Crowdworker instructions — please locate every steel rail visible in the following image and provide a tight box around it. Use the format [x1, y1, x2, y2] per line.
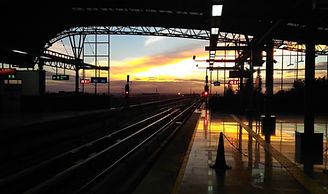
[0, 97, 198, 193]
[25, 108, 181, 193]
[0, 108, 174, 193]
[77, 99, 201, 193]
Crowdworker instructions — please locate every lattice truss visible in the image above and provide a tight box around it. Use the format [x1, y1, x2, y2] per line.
[42, 26, 252, 71]
[46, 26, 251, 49]
[275, 40, 328, 55]
[46, 26, 328, 57]
[44, 26, 328, 73]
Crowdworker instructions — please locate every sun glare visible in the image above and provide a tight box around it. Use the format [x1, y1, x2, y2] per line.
[132, 58, 198, 80]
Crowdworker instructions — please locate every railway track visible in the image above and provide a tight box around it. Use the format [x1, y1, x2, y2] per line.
[0, 96, 195, 177]
[0, 97, 202, 193]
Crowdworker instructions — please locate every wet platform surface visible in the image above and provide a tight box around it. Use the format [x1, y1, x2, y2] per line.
[174, 110, 328, 194]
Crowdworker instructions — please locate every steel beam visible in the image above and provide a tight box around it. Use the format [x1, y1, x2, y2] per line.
[42, 50, 108, 71]
[46, 26, 252, 49]
[205, 46, 249, 51]
[205, 59, 237, 63]
[207, 66, 236, 70]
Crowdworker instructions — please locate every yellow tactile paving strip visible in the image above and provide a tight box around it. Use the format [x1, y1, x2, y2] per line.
[231, 114, 327, 194]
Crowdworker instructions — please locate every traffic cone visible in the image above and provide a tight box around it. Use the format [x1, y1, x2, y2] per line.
[210, 132, 231, 170]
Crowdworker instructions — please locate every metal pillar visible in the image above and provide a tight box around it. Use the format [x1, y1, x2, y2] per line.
[108, 33, 110, 97]
[304, 37, 315, 176]
[265, 40, 274, 116]
[68, 32, 86, 96]
[304, 42, 315, 136]
[248, 49, 254, 113]
[38, 60, 45, 96]
[94, 31, 98, 95]
[326, 54, 328, 79]
[296, 49, 299, 80]
[281, 49, 284, 90]
[224, 44, 226, 95]
[75, 65, 79, 95]
[82, 69, 85, 94]
[209, 69, 212, 96]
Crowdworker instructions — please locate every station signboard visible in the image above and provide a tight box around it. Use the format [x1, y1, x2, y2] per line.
[228, 80, 239, 85]
[91, 77, 107, 83]
[213, 81, 220, 86]
[52, 75, 69, 80]
[80, 79, 90, 84]
[0, 68, 15, 75]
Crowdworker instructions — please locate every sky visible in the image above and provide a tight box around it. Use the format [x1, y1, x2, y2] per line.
[47, 35, 211, 95]
[45, 34, 328, 95]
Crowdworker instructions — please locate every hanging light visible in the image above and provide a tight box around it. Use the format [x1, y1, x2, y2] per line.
[212, 5, 223, 16]
[211, 27, 219, 35]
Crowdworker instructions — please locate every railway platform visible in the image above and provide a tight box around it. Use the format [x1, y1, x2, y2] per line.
[134, 108, 328, 194]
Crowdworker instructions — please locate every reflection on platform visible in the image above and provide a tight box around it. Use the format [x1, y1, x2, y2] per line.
[178, 110, 328, 194]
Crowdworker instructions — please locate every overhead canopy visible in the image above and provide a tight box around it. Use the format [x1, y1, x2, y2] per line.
[0, 0, 211, 57]
[220, 0, 328, 44]
[0, 0, 327, 67]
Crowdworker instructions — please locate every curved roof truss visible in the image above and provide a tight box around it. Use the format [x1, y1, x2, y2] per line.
[46, 26, 251, 48]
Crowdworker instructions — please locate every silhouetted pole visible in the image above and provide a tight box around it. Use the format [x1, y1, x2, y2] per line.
[125, 75, 130, 106]
[304, 31, 315, 176]
[38, 60, 45, 96]
[75, 64, 79, 96]
[265, 40, 274, 116]
[240, 62, 244, 111]
[305, 43, 315, 136]
[248, 51, 254, 113]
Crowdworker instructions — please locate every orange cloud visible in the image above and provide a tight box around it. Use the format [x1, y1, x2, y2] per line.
[107, 45, 207, 81]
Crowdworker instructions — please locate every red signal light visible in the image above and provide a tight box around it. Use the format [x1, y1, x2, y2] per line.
[204, 91, 208, 96]
[125, 91, 129, 95]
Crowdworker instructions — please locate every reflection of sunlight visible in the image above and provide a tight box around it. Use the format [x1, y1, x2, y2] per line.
[210, 122, 240, 133]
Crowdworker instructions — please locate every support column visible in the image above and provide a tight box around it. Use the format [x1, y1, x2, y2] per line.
[261, 40, 276, 136]
[247, 49, 254, 113]
[240, 62, 244, 111]
[265, 40, 274, 116]
[304, 42, 315, 136]
[303, 39, 315, 175]
[75, 65, 79, 95]
[249, 69, 253, 112]
[38, 60, 45, 96]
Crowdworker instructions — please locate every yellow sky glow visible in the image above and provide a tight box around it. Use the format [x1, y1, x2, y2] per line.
[108, 52, 208, 81]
